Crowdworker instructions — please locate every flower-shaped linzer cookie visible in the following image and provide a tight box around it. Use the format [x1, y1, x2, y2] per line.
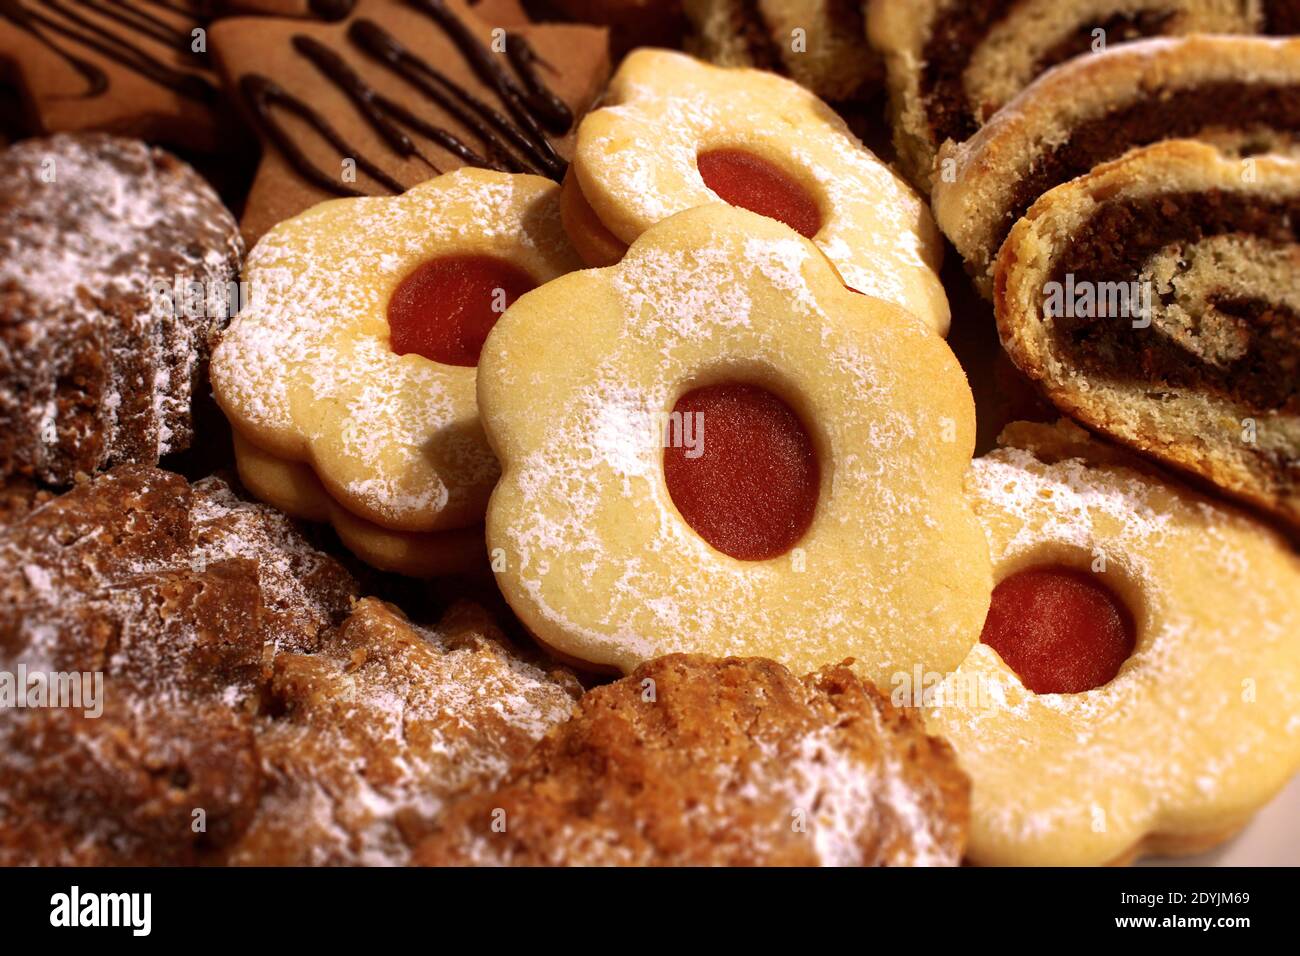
[928, 420, 1300, 866]
[477, 203, 991, 681]
[562, 49, 951, 335]
[211, 168, 583, 575]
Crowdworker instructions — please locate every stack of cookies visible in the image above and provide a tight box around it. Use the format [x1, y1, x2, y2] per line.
[0, 0, 1297, 868]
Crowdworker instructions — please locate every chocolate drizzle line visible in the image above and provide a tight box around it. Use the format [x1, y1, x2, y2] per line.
[242, 3, 576, 199]
[79, 0, 195, 55]
[292, 34, 437, 171]
[504, 34, 572, 134]
[348, 19, 556, 175]
[407, 0, 568, 146]
[0, 0, 108, 96]
[240, 74, 401, 196]
[0, 0, 218, 103]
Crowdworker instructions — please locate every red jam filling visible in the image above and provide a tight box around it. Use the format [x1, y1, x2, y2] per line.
[663, 383, 819, 561]
[696, 149, 822, 239]
[980, 566, 1136, 694]
[387, 255, 536, 367]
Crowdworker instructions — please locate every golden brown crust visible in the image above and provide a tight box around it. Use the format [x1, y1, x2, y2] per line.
[993, 140, 1300, 531]
[413, 654, 969, 866]
[559, 167, 628, 267]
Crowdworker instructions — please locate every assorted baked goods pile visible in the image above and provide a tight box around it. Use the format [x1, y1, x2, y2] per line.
[0, 0, 1296, 867]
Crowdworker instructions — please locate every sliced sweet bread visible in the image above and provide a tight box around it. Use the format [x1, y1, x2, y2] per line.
[995, 139, 1300, 530]
[866, 0, 1292, 190]
[934, 35, 1300, 296]
[684, 0, 881, 102]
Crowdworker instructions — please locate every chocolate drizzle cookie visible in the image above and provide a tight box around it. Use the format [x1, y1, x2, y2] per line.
[933, 35, 1300, 295]
[866, 0, 1294, 189]
[414, 655, 969, 866]
[0, 0, 223, 148]
[0, 134, 243, 486]
[0, 466, 581, 865]
[210, 0, 610, 242]
[995, 140, 1300, 530]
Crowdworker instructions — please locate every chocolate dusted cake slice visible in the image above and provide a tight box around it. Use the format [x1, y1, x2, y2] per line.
[0, 134, 244, 486]
[414, 655, 970, 867]
[934, 35, 1300, 296]
[866, 0, 1293, 190]
[995, 140, 1300, 530]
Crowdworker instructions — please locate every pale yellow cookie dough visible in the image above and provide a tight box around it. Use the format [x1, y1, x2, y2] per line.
[478, 203, 989, 682]
[928, 420, 1300, 866]
[210, 168, 583, 573]
[569, 49, 950, 335]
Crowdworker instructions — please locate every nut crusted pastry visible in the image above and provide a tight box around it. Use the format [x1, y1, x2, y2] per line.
[866, 0, 1290, 190]
[994, 140, 1300, 530]
[413, 655, 970, 866]
[0, 466, 580, 865]
[933, 35, 1300, 295]
[0, 134, 243, 485]
[684, 0, 881, 102]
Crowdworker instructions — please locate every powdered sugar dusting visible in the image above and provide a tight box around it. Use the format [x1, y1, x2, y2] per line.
[0, 466, 579, 865]
[0, 134, 243, 482]
[484, 206, 987, 681]
[926, 425, 1300, 864]
[582, 50, 947, 332]
[211, 168, 581, 529]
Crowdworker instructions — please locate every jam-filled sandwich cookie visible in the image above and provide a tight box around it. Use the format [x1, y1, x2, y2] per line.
[926, 420, 1300, 866]
[211, 167, 583, 576]
[478, 203, 991, 681]
[562, 49, 951, 336]
[996, 140, 1300, 530]
[866, 0, 1292, 190]
[934, 35, 1300, 295]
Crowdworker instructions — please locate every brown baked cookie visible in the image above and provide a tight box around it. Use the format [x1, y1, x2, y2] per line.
[0, 476, 51, 524]
[0, 466, 581, 865]
[413, 655, 970, 866]
[866, 0, 1294, 190]
[210, 0, 610, 243]
[995, 140, 1300, 531]
[934, 35, 1300, 296]
[685, 0, 881, 103]
[0, 134, 243, 486]
[1, 1, 214, 150]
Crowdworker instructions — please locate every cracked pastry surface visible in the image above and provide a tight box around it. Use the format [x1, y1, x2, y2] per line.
[0, 466, 580, 865]
[414, 654, 970, 866]
[0, 134, 243, 486]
